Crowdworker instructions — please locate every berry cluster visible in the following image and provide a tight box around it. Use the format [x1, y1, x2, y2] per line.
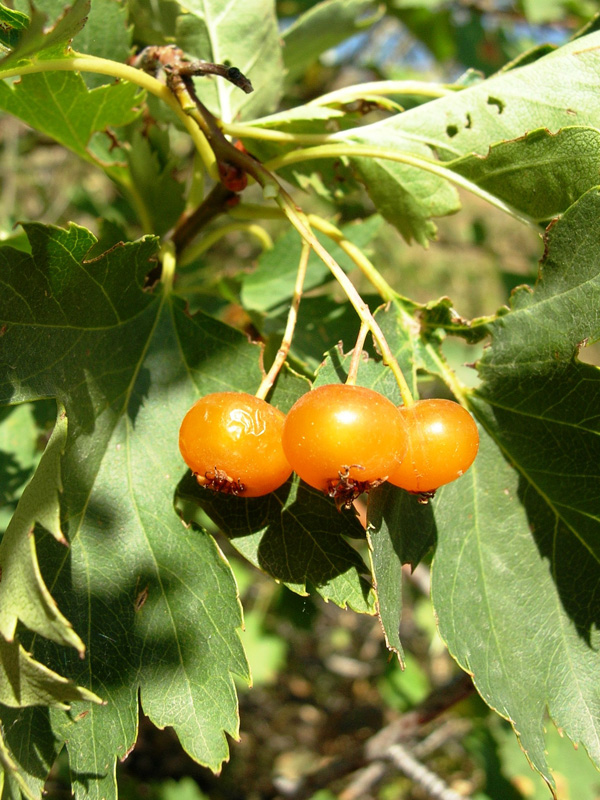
[179, 385, 479, 506]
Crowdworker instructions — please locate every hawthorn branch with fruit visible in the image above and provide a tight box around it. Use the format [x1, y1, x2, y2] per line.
[145, 46, 480, 508]
[2, 5, 600, 798]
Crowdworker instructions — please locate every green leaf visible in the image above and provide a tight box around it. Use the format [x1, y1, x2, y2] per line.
[0, 637, 101, 709]
[125, 128, 186, 236]
[175, 0, 284, 122]
[0, 719, 45, 800]
[450, 126, 600, 222]
[0, 4, 29, 53]
[434, 187, 600, 787]
[0, 0, 90, 68]
[71, 0, 131, 88]
[0, 71, 142, 178]
[281, 0, 383, 83]
[179, 473, 374, 614]
[367, 483, 436, 660]
[0, 222, 265, 795]
[345, 29, 600, 242]
[241, 215, 383, 313]
[0, 410, 84, 652]
[126, 0, 179, 44]
[351, 153, 460, 247]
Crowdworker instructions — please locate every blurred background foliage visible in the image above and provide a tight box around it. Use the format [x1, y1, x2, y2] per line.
[2, 0, 600, 797]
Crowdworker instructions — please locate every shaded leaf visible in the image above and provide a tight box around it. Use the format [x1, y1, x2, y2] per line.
[0, 410, 83, 652]
[178, 472, 375, 613]
[0, 720, 42, 800]
[241, 215, 383, 313]
[434, 187, 600, 786]
[0, 637, 101, 709]
[0, 222, 265, 795]
[125, 127, 186, 236]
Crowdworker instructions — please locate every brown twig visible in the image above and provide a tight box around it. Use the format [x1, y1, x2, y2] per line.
[170, 182, 237, 255]
[275, 672, 475, 799]
[134, 46, 263, 253]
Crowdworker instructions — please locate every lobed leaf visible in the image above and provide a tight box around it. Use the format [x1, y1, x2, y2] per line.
[0, 637, 101, 710]
[0, 70, 142, 178]
[180, 473, 375, 614]
[434, 187, 600, 786]
[0, 411, 83, 652]
[0, 222, 275, 796]
[0, 0, 90, 68]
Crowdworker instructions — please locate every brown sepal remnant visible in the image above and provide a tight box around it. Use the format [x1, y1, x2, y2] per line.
[198, 467, 246, 496]
[327, 466, 385, 511]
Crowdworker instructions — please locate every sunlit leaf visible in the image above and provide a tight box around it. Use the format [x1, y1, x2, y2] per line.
[175, 0, 284, 122]
[1, 0, 90, 68]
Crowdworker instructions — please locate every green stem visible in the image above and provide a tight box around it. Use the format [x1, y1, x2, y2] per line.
[0, 53, 219, 180]
[276, 191, 414, 407]
[179, 222, 273, 267]
[265, 144, 539, 230]
[222, 80, 457, 145]
[255, 240, 310, 401]
[227, 203, 285, 221]
[186, 151, 206, 212]
[222, 123, 346, 146]
[160, 241, 176, 294]
[307, 80, 459, 107]
[422, 336, 471, 406]
[345, 322, 369, 386]
[307, 214, 396, 302]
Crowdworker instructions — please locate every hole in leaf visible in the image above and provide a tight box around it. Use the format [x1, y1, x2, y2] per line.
[446, 124, 459, 138]
[487, 96, 505, 114]
[465, 113, 473, 129]
[578, 340, 600, 367]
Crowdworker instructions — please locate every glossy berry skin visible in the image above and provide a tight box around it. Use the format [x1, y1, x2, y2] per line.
[388, 399, 479, 494]
[282, 384, 408, 496]
[179, 392, 292, 497]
